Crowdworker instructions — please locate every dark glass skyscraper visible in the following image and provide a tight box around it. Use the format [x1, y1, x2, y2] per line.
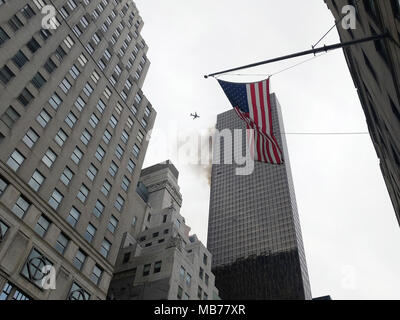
[207, 93, 311, 300]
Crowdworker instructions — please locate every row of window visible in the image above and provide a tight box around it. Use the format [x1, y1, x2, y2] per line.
[0, 282, 29, 300]
[0, 32, 74, 134]
[0, 176, 114, 265]
[143, 260, 162, 276]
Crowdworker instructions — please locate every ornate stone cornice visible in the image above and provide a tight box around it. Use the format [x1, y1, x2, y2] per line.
[146, 180, 182, 206]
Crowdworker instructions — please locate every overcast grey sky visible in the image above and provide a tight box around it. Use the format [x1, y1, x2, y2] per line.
[136, 0, 400, 300]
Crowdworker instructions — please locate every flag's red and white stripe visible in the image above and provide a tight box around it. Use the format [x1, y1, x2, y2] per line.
[235, 78, 283, 164]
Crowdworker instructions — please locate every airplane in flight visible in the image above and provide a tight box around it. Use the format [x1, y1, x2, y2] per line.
[190, 112, 200, 120]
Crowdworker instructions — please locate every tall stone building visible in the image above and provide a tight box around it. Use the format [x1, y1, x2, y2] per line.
[108, 161, 220, 300]
[0, 0, 156, 300]
[324, 0, 400, 225]
[207, 94, 312, 300]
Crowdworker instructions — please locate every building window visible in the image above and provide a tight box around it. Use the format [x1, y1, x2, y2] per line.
[55, 233, 69, 255]
[67, 0, 78, 10]
[9, 14, 24, 32]
[78, 53, 88, 67]
[0, 27, 10, 46]
[121, 176, 131, 192]
[44, 58, 57, 74]
[36, 109, 51, 128]
[74, 250, 86, 270]
[55, 45, 66, 61]
[179, 266, 185, 279]
[197, 286, 202, 299]
[101, 180, 112, 197]
[114, 195, 124, 212]
[145, 106, 151, 117]
[143, 264, 151, 276]
[69, 64, 80, 80]
[80, 129, 92, 145]
[40, 29, 52, 41]
[103, 129, 112, 144]
[28, 170, 45, 191]
[115, 145, 124, 160]
[0, 65, 15, 84]
[126, 117, 134, 130]
[27, 38, 41, 54]
[132, 144, 140, 158]
[68, 282, 90, 300]
[72, 96, 85, 113]
[123, 252, 131, 264]
[71, 147, 83, 165]
[183, 293, 190, 300]
[97, 99, 106, 113]
[17, 88, 34, 107]
[121, 130, 129, 144]
[60, 167, 73, 186]
[67, 207, 81, 227]
[21, 248, 52, 288]
[391, 0, 400, 17]
[127, 159, 136, 174]
[154, 261, 162, 273]
[49, 189, 63, 210]
[59, 78, 72, 94]
[107, 216, 118, 234]
[108, 161, 118, 177]
[203, 254, 208, 265]
[185, 273, 192, 287]
[49, 93, 62, 110]
[204, 292, 208, 300]
[65, 112, 77, 128]
[85, 224, 96, 243]
[100, 239, 111, 258]
[177, 286, 183, 300]
[83, 83, 93, 97]
[55, 129, 68, 147]
[95, 146, 106, 162]
[87, 164, 98, 181]
[35, 215, 51, 238]
[93, 200, 105, 218]
[205, 274, 209, 286]
[0, 176, 8, 196]
[31, 72, 46, 89]
[12, 196, 30, 219]
[109, 115, 118, 129]
[1, 106, 20, 129]
[21, 4, 36, 19]
[23, 128, 39, 148]
[134, 93, 142, 105]
[89, 114, 99, 128]
[137, 131, 144, 144]
[199, 267, 204, 280]
[77, 184, 90, 203]
[91, 71, 100, 83]
[91, 265, 103, 285]
[104, 86, 112, 99]
[0, 220, 9, 242]
[42, 149, 57, 168]
[12, 50, 29, 69]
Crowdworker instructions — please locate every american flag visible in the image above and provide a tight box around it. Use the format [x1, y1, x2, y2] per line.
[218, 78, 284, 164]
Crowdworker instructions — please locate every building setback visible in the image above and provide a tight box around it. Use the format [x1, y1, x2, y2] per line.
[207, 94, 312, 300]
[0, 0, 155, 300]
[324, 0, 400, 225]
[108, 161, 219, 300]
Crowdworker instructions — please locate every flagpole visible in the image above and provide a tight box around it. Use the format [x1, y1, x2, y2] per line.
[204, 33, 388, 79]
